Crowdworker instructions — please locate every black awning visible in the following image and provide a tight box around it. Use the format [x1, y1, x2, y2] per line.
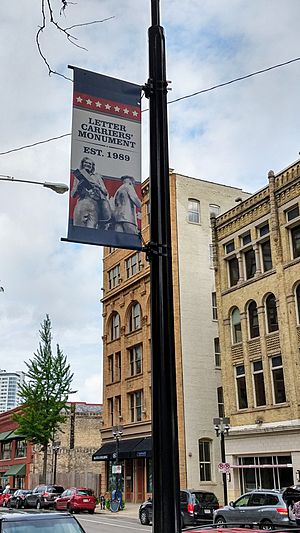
[132, 436, 152, 458]
[92, 437, 145, 461]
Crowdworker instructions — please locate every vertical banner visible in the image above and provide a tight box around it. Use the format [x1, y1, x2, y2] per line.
[67, 67, 142, 250]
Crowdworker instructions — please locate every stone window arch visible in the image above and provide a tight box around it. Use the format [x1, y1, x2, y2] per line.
[110, 312, 120, 340]
[231, 307, 242, 344]
[265, 293, 278, 333]
[248, 300, 259, 339]
[128, 302, 142, 332]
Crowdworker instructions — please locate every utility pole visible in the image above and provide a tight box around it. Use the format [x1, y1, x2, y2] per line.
[146, 1, 181, 532]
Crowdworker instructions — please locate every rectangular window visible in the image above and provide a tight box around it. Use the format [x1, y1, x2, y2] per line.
[108, 398, 114, 426]
[1, 441, 11, 460]
[129, 390, 143, 422]
[236, 364, 248, 409]
[245, 248, 256, 279]
[225, 240, 235, 254]
[108, 355, 114, 383]
[115, 395, 122, 420]
[129, 345, 142, 377]
[125, 253, 142, 279]
[199, 440, 211, 481]
[108, 265, 120, 289]
[214, 337, 221, 367]
[212, 292, 218, 320]
[253, 360, 266, 406]
[146, 201, 151, 225]
[15, 439, 27, 458]
[115, 352, 121, 381]
[209, 204, 220, 217]
[286, 204, 299, 221]
[188, 199, 200, 224]
[242, 232, 251, 246]
[259, 223, 269, 237]
[217, 387, 224, 418]
[261, 240, 272, 271]
[271, 356, 286, 404]
[228, 256, 239, 286]
[291, 225, 300, 259]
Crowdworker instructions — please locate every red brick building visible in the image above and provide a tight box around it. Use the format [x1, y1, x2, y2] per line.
[0, 407, 32, 489]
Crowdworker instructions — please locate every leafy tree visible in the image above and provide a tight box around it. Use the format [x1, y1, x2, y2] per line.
[13, 315, 75, 482]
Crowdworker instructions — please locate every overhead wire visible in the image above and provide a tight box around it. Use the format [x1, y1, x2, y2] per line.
[0, 55, 299, 157]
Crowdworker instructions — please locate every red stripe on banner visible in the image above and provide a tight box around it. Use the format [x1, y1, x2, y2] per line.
[73, 91, 141, 121]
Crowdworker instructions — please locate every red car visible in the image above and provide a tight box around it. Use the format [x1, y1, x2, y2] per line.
[54, 487, 96, 514]
[0, 488, 17, 507]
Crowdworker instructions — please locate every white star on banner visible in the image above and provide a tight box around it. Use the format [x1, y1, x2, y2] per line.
[114, 106, 120, 112]
[95, 101, 102, 108]
[123, 108, 129, 114]
[86, 99, 92, 105]
[76, 96, 83, 103]
[105, 104, 111, 110]
[132, 111, 138, 117]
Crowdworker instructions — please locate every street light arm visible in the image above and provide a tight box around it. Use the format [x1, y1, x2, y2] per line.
[0, 175, 69, 194]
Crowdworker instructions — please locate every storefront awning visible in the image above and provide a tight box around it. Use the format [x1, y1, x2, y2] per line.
[0, 431, 14, 441]
[5, 431, 25, 440]
[4, 464, 26, 476]
[93, 437, 152, 461]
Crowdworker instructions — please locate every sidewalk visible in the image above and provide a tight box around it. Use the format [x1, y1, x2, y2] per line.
[95, 503, 140, 518]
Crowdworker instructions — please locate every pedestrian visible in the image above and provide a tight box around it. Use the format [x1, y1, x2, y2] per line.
[113, 175, 141, 234]
[100, 494, 105, 510]
[3, 482, 10, 495]
[294, 499, 300, 526]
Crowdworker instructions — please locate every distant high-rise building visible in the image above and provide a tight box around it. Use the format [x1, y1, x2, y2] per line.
[0, 370, 25, 413]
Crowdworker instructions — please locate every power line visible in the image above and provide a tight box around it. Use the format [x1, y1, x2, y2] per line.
[0, 55, 299, 157]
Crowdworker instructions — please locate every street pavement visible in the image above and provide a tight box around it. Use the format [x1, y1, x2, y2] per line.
[77, 504, 148, 533]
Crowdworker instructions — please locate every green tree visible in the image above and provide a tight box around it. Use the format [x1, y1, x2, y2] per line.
[13, 315, 75, 482]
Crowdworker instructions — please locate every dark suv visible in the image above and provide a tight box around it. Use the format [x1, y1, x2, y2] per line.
[139, 489, 219, 527]
[24, 484, 64, 509]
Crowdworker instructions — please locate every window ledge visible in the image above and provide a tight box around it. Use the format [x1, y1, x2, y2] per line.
[232, 402, 290, 415]
[283, 256, 300, 270]
[222, 269, 276, 295]
[125, 374, 143, 382]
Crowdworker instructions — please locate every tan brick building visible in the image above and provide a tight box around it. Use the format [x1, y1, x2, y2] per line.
[212, 159, 300, 500]
[94, 171, 248, 503]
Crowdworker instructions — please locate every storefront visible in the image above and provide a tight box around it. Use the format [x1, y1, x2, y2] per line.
[93, 436, 152, 503]
[234, 455, 294, 493]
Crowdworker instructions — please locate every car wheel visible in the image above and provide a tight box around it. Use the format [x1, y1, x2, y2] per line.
[36, 500, 42, 510]
[259, 520, 274, 530]
[140, 509, 150, 525]
[215, 516, 227, 527]
[88, 509, 95, 514]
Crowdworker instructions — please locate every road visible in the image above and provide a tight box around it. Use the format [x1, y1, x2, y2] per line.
[77, 513, 150, 533]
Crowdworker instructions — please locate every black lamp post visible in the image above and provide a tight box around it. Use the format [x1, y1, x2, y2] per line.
[213, 417, 230, 505]
[112, 426, 123, 494]
[52, 441, 61, 485]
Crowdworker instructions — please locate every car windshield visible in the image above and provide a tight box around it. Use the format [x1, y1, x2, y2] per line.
[3, 517, 84, 532]
[76, 490, 93, 496]
[193, 492, 218, 504]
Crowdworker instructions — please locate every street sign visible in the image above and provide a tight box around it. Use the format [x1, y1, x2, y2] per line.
[112, 465, 122, 474]
[218, 462, 231, 473]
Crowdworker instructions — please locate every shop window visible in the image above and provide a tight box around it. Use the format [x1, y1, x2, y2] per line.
[231, 307, 242, 344]
[111, 313, 120, 341]
[291, 225, 300, 259]
[199, 439, 212, 481]
[265, 294, 278, 332]
[253, 360, 266, 406]
[245, 248, 256, 279]
[248, 301, 259, 338]
[188, 199, 200, 224]
[261, 240, 272, 271]
[228, 256, 239, 286]
[271, 356, 286, 404]
[236, 364, 248, 409]
[129, 303, 141, 332]
[214, 337, 221, 367]
[129, 344, 142, 377]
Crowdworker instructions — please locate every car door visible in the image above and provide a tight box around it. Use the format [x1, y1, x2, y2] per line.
[56, 490, 67, 510]
[245, 492, 267, 525]
[227, 493, 252, 524]
[26, 487, 39, 507]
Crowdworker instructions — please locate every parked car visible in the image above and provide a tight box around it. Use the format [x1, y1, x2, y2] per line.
[139, 489, 219, 527]
[24, 484, 64, 509]
[54, 487, 97, 514]
[0, 489, 17, 508]
[213, 489, 292, 529]
[7, 489, 32, 508]
[0, 511, 86, 532]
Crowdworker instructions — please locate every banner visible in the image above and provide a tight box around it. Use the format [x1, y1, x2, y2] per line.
[66, 67, 142, 250]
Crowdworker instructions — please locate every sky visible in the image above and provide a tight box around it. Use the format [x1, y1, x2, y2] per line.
[0, 0, 300, 404]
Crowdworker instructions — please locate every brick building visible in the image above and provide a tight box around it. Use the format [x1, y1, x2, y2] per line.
[212, 159, 300, 500]
[94, 171, 249, 502]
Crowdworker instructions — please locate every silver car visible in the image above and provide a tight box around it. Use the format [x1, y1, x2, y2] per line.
[213, 490, 291, 530]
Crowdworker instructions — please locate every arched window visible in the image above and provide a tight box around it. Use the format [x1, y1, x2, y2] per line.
[248, 301, 259, 338]
[110, 313, 120, 340]
[188, 199, 200, 224]
[129, 302, 141, 332]
[296, 284, 300, 325]
[231, 307, 242, 344]
[265, 294, 278, 333]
